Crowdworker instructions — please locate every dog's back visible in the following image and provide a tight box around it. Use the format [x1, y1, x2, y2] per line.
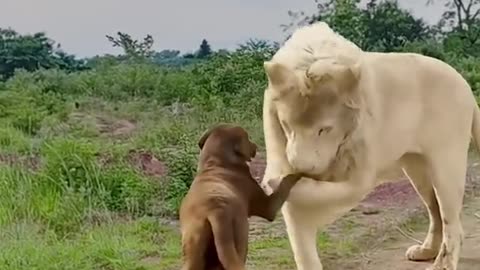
[180, 124, 258, 270]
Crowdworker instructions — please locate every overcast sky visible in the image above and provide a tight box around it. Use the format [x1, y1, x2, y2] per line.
[0, 0, 446, 57]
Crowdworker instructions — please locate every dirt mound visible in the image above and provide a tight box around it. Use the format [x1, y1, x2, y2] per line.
[362, 179, 419, 207]
[69, 112, 137, 138]
[95, 116, 137, 138]
[127, 150, 168, 179]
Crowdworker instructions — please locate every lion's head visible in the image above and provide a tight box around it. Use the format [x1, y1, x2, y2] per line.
[264, 55, 366, 179]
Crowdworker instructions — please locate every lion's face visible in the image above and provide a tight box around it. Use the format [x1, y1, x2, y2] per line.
[264, 57, 361, 176]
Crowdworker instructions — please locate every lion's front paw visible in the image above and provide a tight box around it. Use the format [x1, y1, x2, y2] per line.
[261, 178, 279, 195]
[268, 178, 281, 189]
[406, 244, 439, 261]
[425, 248, 456, 270]
[426, 261, 455, 270]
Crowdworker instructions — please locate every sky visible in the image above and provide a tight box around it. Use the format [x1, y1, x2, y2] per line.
[0, 0, 447, 58]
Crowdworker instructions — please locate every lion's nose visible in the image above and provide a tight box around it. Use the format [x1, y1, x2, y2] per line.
[286, 152, 316, 173]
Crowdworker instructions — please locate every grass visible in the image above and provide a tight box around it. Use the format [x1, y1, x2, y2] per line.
[0, 218, 170, 270]
[0, 85, 267, 269]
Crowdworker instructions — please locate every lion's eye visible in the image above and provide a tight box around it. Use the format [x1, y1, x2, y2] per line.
[318, 126, 332, 136]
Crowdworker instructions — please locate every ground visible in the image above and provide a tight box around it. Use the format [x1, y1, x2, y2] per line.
[145, 155, 480, 270]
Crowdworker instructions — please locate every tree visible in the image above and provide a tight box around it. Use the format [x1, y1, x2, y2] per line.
[0, 28, 85, 80]
[106, 32, 154, 58]
[363, 0, 431, 51]
[282, 0, 430, 51]
[429, 0, 480, 30]
[154, 49, 181, 59]
[196, 39, 212, 59]
[428, 0, 480, 56]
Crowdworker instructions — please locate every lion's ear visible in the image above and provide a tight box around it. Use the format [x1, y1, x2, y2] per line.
[305, 57, 361, 96]
[264, 61, 297, 94]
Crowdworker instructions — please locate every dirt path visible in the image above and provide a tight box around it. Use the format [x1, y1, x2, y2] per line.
[360, 196, 480, 270]
[244, 157, 480, 270]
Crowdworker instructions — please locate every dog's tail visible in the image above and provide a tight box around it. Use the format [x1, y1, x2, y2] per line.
[207, 213, 245, 270]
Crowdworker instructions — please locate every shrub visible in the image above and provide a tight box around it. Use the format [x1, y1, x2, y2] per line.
[160, 145, 198, 216]
[98, 165, 157, 215]
[451, 57, 480, 94]
[0, 78, 69, 135]
[0, 125, 32, 153]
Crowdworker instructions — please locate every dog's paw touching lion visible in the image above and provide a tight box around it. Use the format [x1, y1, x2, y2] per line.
[260, 21, 476, 270]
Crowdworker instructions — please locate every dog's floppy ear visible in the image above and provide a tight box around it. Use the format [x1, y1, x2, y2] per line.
[232, 137, 257, 162]
[198, 127, 214, 150]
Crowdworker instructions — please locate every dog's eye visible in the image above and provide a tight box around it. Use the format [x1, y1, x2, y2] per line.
[318, 126, 332, 136]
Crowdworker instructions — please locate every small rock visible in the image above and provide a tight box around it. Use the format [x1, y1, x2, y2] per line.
[362, 207, 381, 215]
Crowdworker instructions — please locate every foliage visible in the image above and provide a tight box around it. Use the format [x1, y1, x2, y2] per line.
[361, 0, 431, 51]
[431, 0, 480, 31]
[190, 39, 276, 100]
[106, 31, 155, 59]
[197, 39, 212, 59]
[0, 28, 86, 80]
[283, 0, 431, 51]
[161, 146, 198, 216]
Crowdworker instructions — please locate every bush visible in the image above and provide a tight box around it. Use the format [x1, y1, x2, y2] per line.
[160, 146, 198, 216]
[98, 165, 157, 214]
[451, 57, 480, 94]
[401, 40, 447, 61]
[0, 78, 69, 135]
[40, 138, 100, 193]
[0, 125, 32, 153]
[190, 49, 269, 99]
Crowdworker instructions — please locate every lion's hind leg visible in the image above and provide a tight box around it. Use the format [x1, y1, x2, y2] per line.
[403, 153, 443, 261]
[425, 147, 467, 270]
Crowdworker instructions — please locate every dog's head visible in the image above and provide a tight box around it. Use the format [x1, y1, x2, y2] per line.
[198, 124, 257, 163]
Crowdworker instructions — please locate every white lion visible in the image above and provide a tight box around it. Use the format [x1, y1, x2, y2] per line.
[261, 21, 479, 270]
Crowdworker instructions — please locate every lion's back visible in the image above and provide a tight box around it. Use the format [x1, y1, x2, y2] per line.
[363, 52, 472, 104]
[362, 52, 475, 153]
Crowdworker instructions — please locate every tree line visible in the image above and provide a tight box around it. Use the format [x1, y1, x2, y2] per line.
[1, 0, 479, 81]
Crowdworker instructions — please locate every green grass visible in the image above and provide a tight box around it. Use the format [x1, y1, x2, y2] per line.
[0, 218, 175, 270]
[0, 84, 265, 269]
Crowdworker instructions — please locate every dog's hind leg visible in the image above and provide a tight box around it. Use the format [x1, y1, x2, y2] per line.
[208, 211, 246, 270]
[181, 226, 209, 270]
[233, 213, 249, 263]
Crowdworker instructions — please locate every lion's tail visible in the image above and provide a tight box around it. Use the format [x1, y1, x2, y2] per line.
[471, 103, 480, 151]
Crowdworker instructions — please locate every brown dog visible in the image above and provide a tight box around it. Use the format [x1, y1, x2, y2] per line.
[179, 124, 303, 270]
